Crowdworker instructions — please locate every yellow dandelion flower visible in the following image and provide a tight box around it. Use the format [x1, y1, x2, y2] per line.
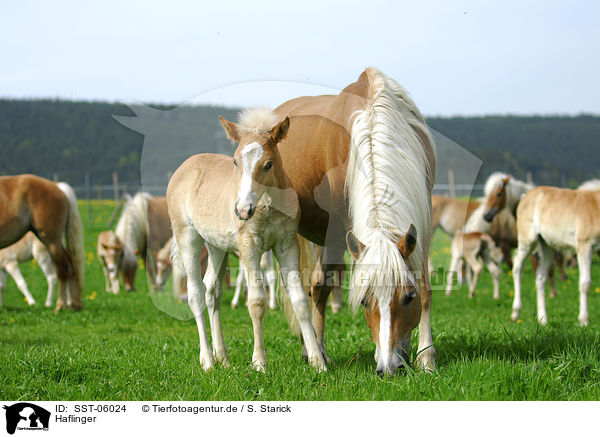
[88, 291, 97, 300]
[595, 287, 600, 294]
[517, 319, 523, 324]
[9, 318, 15, 324]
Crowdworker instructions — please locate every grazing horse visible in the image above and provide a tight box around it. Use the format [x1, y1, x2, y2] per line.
[445, 232, 503, 298]
[155, 236, 189, 299]
[269, 67, 436, 375]
[0, 232, 58, 307]
[168, 108, 327, 372]
[0, 175, 84, 311]
[110, 192, 172, 291]
[512, 187, 600, 326]
[432, 195, 481, 236]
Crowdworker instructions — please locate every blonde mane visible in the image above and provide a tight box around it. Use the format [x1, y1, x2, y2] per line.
[345, 67, 434, 312]
[115, 192, 150, 256]
[237, 107, 279, 134]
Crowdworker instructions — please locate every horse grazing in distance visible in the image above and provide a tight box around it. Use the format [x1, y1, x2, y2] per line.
[0, 174, 85, 311]
[168, 108, 326, 372]
[111, 192, 172, 291]
[97, 230, 134, 293]
[268, 67, 435, 375]
[0, 232, 59, 307]
[432, 195, 481, 236]
[512, 186, 600, 326]
[445, 232, 503, 299]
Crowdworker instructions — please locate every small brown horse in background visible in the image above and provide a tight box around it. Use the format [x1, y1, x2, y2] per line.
[0, 174, 85, 311]
[432, 195, 481, 236]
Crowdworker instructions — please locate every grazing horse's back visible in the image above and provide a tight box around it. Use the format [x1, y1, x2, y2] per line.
[0, 174, 85, 310]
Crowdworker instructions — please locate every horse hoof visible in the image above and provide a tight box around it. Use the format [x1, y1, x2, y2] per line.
[252, 361, 267, 373]
[511, 311, 520, 322]
[310, 356, 327, 373]
[579, 319, 589, 327]
[200, 354, 215, 371]
[330, 304, 341, 314]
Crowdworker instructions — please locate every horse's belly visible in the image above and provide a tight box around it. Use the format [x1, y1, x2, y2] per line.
[195, 223, 239, 252]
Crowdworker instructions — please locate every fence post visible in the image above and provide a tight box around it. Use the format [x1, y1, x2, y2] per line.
[448, 169, 456, 198]
[112, 172, 119, 201]
[84, 172, 93, 225]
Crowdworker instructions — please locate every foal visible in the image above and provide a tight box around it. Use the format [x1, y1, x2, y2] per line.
[445, 232, 503, 299]
[0, 232, 58, 307]
[167, 108, 325, 372]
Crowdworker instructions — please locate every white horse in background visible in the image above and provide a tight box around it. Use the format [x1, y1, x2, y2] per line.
[578, 179, 600, 191]
[0, 232, 59, 307]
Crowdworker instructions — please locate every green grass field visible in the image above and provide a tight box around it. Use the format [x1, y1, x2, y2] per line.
[1, 201, 599, 401]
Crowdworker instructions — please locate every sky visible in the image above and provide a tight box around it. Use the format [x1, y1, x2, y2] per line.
[1, 0, 599, 116]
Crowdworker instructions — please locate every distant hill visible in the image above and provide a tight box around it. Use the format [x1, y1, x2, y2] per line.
[1, 99, 598, 193]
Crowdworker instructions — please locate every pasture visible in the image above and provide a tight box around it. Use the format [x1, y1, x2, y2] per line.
[1, 201, 599, 401]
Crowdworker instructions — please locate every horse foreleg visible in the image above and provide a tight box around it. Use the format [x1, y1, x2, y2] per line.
[329, 285, 342, 314]
[464, 253, 482, 299]
[204, 244, 229, 367]
[446, 251, 461, 296]
[261, 251, 278, 310]
[512, 241, 533, 322]
[0, 269, 6, 306]
[177, 230, 214, 371]
[37, 251, 58, 307]
[5, 261, 36, 305]
[483, 254, 502, 300]
[417, 258, 436, 372]
[231, 262, 245, 309]
[240, 249, 268, 372]
[576, 244, 592, 327]
[275, 240, 326, 372]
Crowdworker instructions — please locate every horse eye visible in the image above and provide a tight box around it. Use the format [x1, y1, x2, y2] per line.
[497, 193, 501, 197]
[264, 161, 273, 170]
[233, 159, 238, 167]
[403, 292, 416, 305]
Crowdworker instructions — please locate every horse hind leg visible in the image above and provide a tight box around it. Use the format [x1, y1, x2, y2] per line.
[35, 244, 58, 307]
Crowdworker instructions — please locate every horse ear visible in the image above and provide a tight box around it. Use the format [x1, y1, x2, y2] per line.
[346, 230, 365, 260]
[397, 224, 417, 258]
[270, 116, 290, 144]
[219, 116, 240, 143]
[502, 176, 511, 185]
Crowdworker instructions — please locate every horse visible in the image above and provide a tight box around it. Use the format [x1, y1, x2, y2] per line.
[578, 179, 600, 191]
[268, 67, 435, 375]
[432, 195, 481, 236]
[512, 186, 600, 326]
[167, 108, 327, 372]
[111, 192, 172, 291]
[480, 172, 566, 296]
[97, 230, 132, 293]
[0, 232, 58, 307]
[445, 232, 503, 298]
[0, 175, 84, 311]
[231, 251, 277, 310]
[155, 236, 189, 299]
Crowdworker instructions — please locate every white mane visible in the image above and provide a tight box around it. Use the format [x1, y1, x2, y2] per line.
[115, 192, 150, 256]
[346, 68, 434, 312]
[484, 171, 534, 213]
[238, 107, 279, 134]
[577, 179, 600, 191]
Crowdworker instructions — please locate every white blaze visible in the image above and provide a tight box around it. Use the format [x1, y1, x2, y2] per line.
[237, 142, 264, 210]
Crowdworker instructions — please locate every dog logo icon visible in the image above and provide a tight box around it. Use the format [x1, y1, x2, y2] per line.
[3, 403, 50, 434]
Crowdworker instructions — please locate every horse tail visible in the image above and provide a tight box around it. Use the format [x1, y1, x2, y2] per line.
[56, 182, 85, 301]
[281, 236, 317, 336]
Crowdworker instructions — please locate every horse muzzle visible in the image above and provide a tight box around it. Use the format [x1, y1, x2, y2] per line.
[234, 201, 256, 220]
[483, 208, 497, 222]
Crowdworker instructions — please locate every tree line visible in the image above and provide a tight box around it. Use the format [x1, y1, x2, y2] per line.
[0, 99, 598, 188]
